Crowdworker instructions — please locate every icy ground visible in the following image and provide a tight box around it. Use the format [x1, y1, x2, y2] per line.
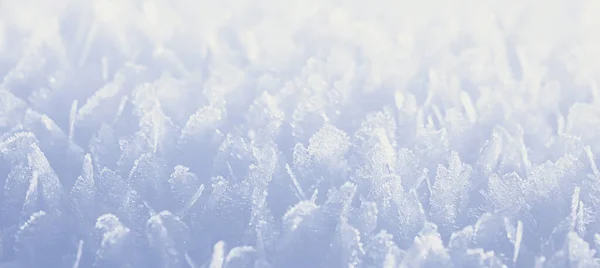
[1, 0, 600, 267]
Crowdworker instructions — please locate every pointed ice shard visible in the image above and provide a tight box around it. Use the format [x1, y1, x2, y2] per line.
[169, 165, 204, 216]
[209, 241, 226, 268]
[70, 154, 95, 215]
[146, 210, 191, 267]
[26, 142, 64, 216]
[94, 214, 134, 265]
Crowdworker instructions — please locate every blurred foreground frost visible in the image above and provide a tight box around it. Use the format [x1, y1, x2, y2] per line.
[1, 0, 600, 267]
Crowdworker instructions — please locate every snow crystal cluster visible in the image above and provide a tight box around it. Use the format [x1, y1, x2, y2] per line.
[1, 0, 600, 267]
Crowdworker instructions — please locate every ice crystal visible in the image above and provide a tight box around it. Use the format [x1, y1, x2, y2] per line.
[1, 0, 599, 267]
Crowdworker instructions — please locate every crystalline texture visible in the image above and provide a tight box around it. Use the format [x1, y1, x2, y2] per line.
[146, 210, 191, 267]
[1, 1, 599, 267]
[308, 123, 350, 164]
[429, 151, 473, 231]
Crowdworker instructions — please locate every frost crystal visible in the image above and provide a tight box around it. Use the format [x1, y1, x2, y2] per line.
[0, 1, 598, 267]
